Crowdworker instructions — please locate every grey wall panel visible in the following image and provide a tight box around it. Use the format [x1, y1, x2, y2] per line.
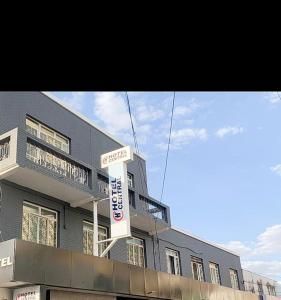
[113, 261, 130, 295]
[129, 265, 145, 296]
[93, 256, 114, 293]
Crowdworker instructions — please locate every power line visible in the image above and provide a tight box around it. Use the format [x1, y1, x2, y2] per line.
[155, 91, 176, 270]
[125, 92, 148, 195]
[160, 91, 175, 203]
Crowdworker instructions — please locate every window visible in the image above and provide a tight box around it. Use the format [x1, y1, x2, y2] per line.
[267, 285, 276, 296]
[83, 221, 108, 257]
[127, 237, 145, 267]
[22, 202, 57, 247]
[127, 172, 134, 188]
[129, 190, 135, 207]
[166, 248, 181, 275]
[26, 116, 70, 154]
[191, 256, 205, 281]
[229, 269, 239, 290]
[209, 262, 221, 285]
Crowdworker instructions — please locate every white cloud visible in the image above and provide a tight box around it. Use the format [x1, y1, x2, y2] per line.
[93, 92, 132, 135]
[61, 92, 86, 112]
[135, 102, 165, 122]
[174, 99, 200, 118]
[255, 224, 281, 254]
[218, 241, 252, 257]
[219, 224, 281, 281]
[215, 126, 244, 138]
[265, 92, 281, 104]
[157, 128, 207, 150]
[270, 164, 281, 176]
[242, 261, 281, 279]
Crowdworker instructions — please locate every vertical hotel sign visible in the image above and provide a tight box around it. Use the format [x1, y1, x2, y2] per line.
[101, 146, 133, 238]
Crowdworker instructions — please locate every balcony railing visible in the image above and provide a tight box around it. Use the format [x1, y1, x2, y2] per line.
[26, 142, 89, 186]
[97, 178, 109, 195]
[139, 196, 167, 221]
[0, 138, 10, 161]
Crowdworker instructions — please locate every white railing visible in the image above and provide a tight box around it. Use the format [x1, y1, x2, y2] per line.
[0, 140, 10, 161]
[26, 142, 89, 186]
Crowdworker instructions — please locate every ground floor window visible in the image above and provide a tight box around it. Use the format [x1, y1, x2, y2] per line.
[22, 201, 57, 247]
[166, 248, 181, 275]
[209, 262, 221, 285]
[191, 256, 205, 281]
[230, 269, 239, 290]
[83, 221, 108, 256]
[127, 237, 145, 267]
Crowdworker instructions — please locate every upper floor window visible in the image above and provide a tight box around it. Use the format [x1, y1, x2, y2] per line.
[209, 262, 221, 285]
[230, 269, 239, 290]
[267, 284, 276, 296]
[127, 237, 145, 267]
[127, 172, 134, 188]
[83, 221, 108, 257]
[166, 248, 181, 275]
[191, 256, 205, 281]
[22, 201, 57, 247]
[26, 116, 70, 154]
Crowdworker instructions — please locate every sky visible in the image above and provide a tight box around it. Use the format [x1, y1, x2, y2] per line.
[53, 91, 281, 283]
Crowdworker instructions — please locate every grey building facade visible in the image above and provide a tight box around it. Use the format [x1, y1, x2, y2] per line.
[0, 92, 248, 300]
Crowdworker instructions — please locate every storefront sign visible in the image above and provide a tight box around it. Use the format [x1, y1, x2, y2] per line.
[13, 286, 40, 300]
[101, 146, 133, 168]
[0, 256, 12, 267]
[101, 146, 133, 238]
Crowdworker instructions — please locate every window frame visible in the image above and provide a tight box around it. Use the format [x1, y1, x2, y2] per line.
[82, 220, 109, 257]
[166, 248, 181, 276]
[191, 256, 205, 282]
[26, 116, 70, 154]
[126, 236, 146, 268]
[127, 172, 134, 188]
[209, 262, 221, 285]
[22, 201, 58, 248]
[229, 268, 239, 290]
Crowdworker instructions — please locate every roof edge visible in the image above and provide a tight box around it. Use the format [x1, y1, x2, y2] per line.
[40, 92, 146, 160]
[171, 226, 240, 257]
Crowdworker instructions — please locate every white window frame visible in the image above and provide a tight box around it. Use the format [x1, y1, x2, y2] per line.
[127, 172, 134, 188]
[22, 201, 58, 247]
[191, 256, 205, 282]
[230, 269, 239, 290]
[166, 248, 181, 275]
[82, 221, 108, 257]
[26, 116, 70, 154]
[209, 262, 221, 285]
[127, 237, 145, 268]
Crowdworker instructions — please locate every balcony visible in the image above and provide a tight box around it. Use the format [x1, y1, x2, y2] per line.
[94, 175, 169, 234]
[0, 128, 93, 205]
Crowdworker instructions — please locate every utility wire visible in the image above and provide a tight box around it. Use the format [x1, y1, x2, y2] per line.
[125, 92, 148, 195]
[155, 92, 176, 270]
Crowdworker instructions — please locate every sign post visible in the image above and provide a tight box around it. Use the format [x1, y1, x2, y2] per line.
[93, 146, 134, 257]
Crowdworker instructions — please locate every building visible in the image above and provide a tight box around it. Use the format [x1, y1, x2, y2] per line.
[0, 92, 267, 300]
[243, 269, 279, 296]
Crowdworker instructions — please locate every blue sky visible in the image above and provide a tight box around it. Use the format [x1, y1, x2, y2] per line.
[53, 91, 281, 283]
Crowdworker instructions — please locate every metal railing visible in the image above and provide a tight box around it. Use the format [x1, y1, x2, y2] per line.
[97, 179, 109, 195]
[0, 139, 10, 161]
[26, 142, 89, 186]
[139, 196, 167, 221]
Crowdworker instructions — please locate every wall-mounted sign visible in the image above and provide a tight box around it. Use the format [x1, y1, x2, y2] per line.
[0, 256, 12, 267]
[101, 146, 133, 239]
[13, 286, 40, 300]
[101, 146, 133, 168]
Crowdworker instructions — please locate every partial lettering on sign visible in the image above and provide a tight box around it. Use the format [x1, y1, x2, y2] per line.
[101, 146, 133, 168]
[0, 256, 13, 267]
[13, 286, 40, 300]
